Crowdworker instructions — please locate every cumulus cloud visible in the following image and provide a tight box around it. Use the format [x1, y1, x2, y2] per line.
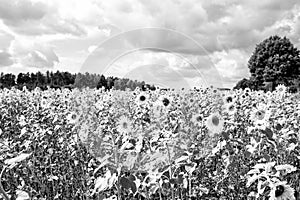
[9, 40, 59, 68]
[0, 30, 14, 50]
[0, 0, 47, 25]
[0, 0, 87, 36]
[0, 51, 14, 67]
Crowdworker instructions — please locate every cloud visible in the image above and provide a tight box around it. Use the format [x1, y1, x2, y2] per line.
[211, 49, 250, 85]
[0, 30, 14, 50]
[0, 0, 87, 37]
[0, 51, 14, 67]
[125, 64, 192, 89]
[89, 0, 300, 57]
[0, 0, 47, 25]
[82, 48, 222, 88]
[0, 0, 300, 88]
[9, 18, 86, 36]
[9, 40, 59, 68]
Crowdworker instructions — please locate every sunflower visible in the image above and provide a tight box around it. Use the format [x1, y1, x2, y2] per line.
[135, 92, 149, 105]
[225, 103, 236, 115]
[244, 88, 251, 94]
[205, 112, 224, 135]
[67, 112, 80, 124]
[191, 113, 204, 126]
[276, 84, 287, 94]
[40, 98, 50, 109]
[275, 84, 287, 98]
[250, 103, 271, 129]
[223, 94, 235, 104]
[94, 100, 105, 110]
[269, 182, 295, 200]
[117, 116, 132, 134]
[159, 95, 172, 108]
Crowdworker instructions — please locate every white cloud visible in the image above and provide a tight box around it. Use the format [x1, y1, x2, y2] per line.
[9, 39, 59, 69]
[0, 50, 14, 67]
[88, 45, 98, 53]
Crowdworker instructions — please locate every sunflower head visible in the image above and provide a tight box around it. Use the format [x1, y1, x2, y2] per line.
[276, 84, 287, 93]
[117, 116, 132, 134]
[225, 103, 236, 115]
[269, 182, 295, 200]
[275, 185, 285, 197]
[162, 98, 170, 106]
[244, 88, 251, 93]
[223, 94, 235, 104]
[250, 103, 271, 127]
[191, 113, 203, 126]
[136, 92, 149, 105]
[206, 112, 224, 135]
[67, 112, 80, 124]
[159, 95, 172, 108]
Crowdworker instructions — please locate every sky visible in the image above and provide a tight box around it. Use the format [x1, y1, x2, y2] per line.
[0, 0, 300, 89]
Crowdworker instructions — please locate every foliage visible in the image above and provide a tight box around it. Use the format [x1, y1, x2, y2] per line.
[235, 35, 300, 91]
[0, 86, 299, 199]
[0, 71, 155, 91]
[233, 78, 253, 90]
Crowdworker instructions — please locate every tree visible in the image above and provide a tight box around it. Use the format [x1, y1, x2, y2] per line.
[248, 35, 300, 90]
[106, 77, 115, 90]
[0, 73, 16, 88]
[96, 75, 107, 89]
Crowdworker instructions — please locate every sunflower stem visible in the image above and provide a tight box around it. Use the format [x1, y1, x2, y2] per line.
[166, 143, 175, 200]
[113, 135, 121, 200]
[189, 175, 192, 200]
[0, 166, 10, 200]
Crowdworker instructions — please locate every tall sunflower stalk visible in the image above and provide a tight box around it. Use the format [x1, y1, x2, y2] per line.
[0, 166, 9, 200]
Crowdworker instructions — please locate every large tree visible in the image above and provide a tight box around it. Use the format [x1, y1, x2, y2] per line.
[248, 35, 300, 89]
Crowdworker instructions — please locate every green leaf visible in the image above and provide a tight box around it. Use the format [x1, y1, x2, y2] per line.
[4, 153, 31, 169]
[262, 128, 273, 140]
[222, 131, 230, 140]
[16, 190, 30, 200]
[119, 177, 137, 193]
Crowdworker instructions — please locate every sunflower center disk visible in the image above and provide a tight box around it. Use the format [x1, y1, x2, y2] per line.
[256, 110, 265, 120]
[140, 96, 146, 101]
[275, 185, 285, 197]
[122, 122, 128, 129]
[212, 116, 219, 126]
[162, 98, 170, 106]
[226, 97, 233, 103]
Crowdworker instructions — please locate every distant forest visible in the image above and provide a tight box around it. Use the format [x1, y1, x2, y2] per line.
[0, 71, 156, 91]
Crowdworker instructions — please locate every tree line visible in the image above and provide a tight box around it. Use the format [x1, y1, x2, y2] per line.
[0, 71, 156, 91]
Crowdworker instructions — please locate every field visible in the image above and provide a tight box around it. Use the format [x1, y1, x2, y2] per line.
[0, 86, 299, 200]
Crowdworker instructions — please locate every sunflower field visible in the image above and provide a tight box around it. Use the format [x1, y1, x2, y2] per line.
[0, 86, 299, 200]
